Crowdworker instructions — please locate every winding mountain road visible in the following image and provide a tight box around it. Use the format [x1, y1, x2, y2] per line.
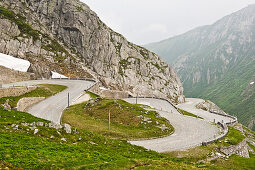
[177, 98, 233, 124]
[3, 80, 235, 152]
[124, 98, 234, 152]
[3, 79, 95, 123]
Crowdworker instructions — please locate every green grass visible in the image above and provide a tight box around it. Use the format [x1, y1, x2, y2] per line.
[0, 84, 67, 108]
[62, 98, 174, 140]
[177, 108, 203, 119]
[86, 91, 100, 99]
[210, 154, 255, 170]
[0, 108, 198, 169]
[247, 142, 255, 155]
[0, 160, 19, 169]
[0, 102, 254, 169]
[215, 126, 245, 146]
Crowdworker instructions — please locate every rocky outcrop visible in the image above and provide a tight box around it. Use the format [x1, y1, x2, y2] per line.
[220, 139, 250, 158]
[0, 0, 184, 103]
[17, 97, 45, 112]
[196, 100, 227, 115]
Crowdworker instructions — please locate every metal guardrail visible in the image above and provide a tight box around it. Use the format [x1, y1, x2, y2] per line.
[202, 121, 229, 146]
[210, 111, 238, 125]
[37, 77, 98, 92]
[128, 96, 178, 110]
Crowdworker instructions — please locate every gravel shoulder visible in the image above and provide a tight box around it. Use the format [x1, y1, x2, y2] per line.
[124, 98, 220, 152]
[3, 79, 95, 123]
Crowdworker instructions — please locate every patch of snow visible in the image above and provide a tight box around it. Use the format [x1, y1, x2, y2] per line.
[0, 52, 30, 72]
[51, 71, 67, 78]
[99, 87, 107, 90]
[250, 82, 254, 85]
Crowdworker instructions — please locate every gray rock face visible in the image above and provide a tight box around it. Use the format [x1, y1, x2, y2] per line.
[220, 139, 250, 158]
[0, 0, 184, 103]
[196, 100, 227, 115]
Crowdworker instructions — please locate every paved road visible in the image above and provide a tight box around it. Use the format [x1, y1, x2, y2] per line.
[3, 79, 95, 123]
[124, 98, 220, 152]
[177, 98, 234, 124]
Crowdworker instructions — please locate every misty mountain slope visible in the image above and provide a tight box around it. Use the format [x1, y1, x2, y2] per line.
[0, 0, 184, 103]
[145, 4, 255, 130]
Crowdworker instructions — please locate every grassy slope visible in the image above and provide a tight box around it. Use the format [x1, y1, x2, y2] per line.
[1, 88, 255, 169]
[177, 108, 203, 119]
[196, 59, 255, 131]
[167, 124, 255, 169]
[0, 84, 67, 107]
[5, 105, 254, 169]
[62, 94, 174, 140]
[0, 108, 198, 169]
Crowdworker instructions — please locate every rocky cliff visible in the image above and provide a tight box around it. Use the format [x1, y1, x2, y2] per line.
[0, 0, 184, 103]
[145, 4, 255, 129]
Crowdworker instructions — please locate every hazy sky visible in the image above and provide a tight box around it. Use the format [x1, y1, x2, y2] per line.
[81, 0, 255, 45]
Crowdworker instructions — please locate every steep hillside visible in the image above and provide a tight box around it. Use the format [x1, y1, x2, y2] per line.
[145, 4, 255, 130]
[0, 0, 184, 103]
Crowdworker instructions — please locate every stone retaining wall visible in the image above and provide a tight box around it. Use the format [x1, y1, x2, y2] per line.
[100, 90, 129, 99]
[0, 86, 36, 98]
[17, 97, 45, 112]
[0, 65, 34, 84]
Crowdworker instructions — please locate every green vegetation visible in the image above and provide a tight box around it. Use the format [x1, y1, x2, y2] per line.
[166, 125, 255, 169]
[118, 59, 131, 76]
[0, 107, 198, 169]
[144, 9, 255, 131]
[215, 126, 245, 146]
[119, 59, 131, 69]
[76, 6, 84, 12]
[149, 62, 166, 73]
[1, 90, 255, 169]
[86, 91, 100, 99]
[177, 108, 203, 119]
[63, 98, 174, 140]
[0, 160, 19, 169]
[0, 6, 40, 40]
[167, 145, 215, 162]
[140, 49, 149, 60]
[0, 84, 67, 108]
[210, 154, 255, 170]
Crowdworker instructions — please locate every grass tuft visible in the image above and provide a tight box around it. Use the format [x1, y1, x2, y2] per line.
[177, 108, 203, 119]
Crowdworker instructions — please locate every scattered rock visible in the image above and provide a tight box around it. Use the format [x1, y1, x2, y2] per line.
[89, 141, 97, 145]
[157, 124, 169, 131]
[36, 122, 44, 126]
[34, 129, 39, 134]
[21, 122, 28, 126]
[30, 122, 36, 127]
[220, 139, 250, 158]
[63, 123, 72, 134]
[48, 122, 62, 129]
[61, 138, 67, 142]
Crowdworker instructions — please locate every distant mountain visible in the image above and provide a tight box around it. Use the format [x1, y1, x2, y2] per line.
[0, 0, 184, 103]
[145, 4, 255, 130]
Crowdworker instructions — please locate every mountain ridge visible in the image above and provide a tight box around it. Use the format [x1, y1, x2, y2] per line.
[0, 0, 184, 103]
[145, 4, 255, 130]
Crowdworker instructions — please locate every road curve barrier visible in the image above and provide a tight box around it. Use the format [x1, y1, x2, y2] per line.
[202, 121, 229, 146]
